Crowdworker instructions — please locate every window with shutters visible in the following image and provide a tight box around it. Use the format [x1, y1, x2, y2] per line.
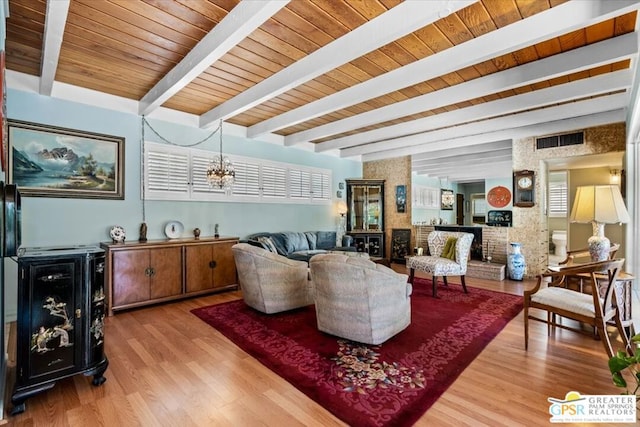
[145, 143, 190, 200]
[289, 169, 312, 200]
[232, 160, 261, 198]
[412, 185, 439, 209]
[261, 164, 287, 199]
[143, 142, 331, 205]
[311, 171, 331, 202]
[548, 171, 568, 217]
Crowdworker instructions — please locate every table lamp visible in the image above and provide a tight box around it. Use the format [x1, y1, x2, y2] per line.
[569, 184, 629, 262]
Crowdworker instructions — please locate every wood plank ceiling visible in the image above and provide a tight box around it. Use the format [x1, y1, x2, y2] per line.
[4, 0, 640, 182]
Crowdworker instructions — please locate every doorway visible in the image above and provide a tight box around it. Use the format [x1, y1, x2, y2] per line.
[456, 193, 464, 225]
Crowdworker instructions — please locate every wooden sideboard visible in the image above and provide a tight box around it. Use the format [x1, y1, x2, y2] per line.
[101, 237, 239, 315]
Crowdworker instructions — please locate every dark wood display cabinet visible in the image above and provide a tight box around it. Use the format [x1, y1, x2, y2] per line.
[346, 179, 385, 257]
[11, 246, 108, 415]
[102, 237, 239, 315]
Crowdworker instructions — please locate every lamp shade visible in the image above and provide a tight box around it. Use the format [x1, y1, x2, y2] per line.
[569, 185, 630, 224]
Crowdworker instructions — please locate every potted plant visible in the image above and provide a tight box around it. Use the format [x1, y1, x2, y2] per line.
[609, 333, 640, 400]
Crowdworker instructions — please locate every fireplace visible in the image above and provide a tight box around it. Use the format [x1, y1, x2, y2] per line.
[434, 225, 483, 260]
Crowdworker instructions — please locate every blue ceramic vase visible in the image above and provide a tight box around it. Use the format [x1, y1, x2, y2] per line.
[507, 242, 526, 281]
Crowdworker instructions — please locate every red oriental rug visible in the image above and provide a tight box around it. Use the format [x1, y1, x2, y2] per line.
[191, 278, 523, 427]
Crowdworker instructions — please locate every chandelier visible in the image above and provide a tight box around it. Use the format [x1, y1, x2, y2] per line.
[206, 120, 235, 191]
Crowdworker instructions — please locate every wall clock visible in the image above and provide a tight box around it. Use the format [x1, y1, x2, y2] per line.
[513, 170, 535, 207]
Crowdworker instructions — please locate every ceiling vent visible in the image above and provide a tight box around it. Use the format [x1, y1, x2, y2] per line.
[536, 131, 584, 149]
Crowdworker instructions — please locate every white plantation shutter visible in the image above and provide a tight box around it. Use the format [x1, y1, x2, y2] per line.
[289, 169, 311, 199]
[261, 164, 287, 199]
[232, 160, 260, 197]
[145, 144, 189, 199]
[311, 171, 330, 201]
[190, 154, 224, 196]
[143, 142, 330, 204]
[549, 180, 568, 217]
[413, 186, 439, 209]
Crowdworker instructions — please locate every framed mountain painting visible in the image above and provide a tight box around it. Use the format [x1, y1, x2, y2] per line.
[8, 120, 124, 199]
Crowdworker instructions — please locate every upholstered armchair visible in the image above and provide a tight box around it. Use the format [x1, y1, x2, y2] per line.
[407, 231, 474, 297]
[310, 253, 411, 345]
[231, 243, 313, 314]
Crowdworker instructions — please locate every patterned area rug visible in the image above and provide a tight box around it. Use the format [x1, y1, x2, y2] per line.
[191, 278, 523, 427]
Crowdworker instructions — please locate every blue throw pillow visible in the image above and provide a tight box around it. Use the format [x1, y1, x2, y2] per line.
[282, 232, 309, 253]
[316, 231, 337, 250]
[305, 232, 317, 250]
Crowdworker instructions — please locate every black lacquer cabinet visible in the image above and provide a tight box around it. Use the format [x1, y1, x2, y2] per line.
[11, 246, 108, 415]
[346, 179, 385, 257]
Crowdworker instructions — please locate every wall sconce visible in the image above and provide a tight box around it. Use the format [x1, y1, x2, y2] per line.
[610, 169, 621, 185]
[337, 200, 347, 217]
[336, 190, 343, 198]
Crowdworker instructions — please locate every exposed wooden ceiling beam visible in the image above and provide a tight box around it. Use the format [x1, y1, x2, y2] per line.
[363, 109, 625, 161]
[313, 37, 637, 152]
[201, 1, 474, 130]
[342, 91, 628, 158]
[139, 0, 290, 116]
[276, 0, 639, 146]
[39, 0, 69, 96]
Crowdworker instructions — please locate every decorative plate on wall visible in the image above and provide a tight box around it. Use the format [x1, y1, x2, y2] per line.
[487, 186, 512, 208]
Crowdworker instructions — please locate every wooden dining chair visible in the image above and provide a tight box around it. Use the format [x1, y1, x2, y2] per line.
[550, 243, 620, 293]
[524, 258, 632, 359]
[557, 242, 620, 267]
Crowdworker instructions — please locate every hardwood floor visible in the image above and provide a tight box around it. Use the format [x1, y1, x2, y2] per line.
[3, 267, 635, 426]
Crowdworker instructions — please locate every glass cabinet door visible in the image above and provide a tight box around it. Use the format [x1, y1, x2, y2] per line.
[350, 185, 367, 231]
[367, 186, 382, 230]
[346, 180, 385, 233]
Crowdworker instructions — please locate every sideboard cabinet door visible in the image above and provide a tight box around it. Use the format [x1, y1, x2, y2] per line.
[185, 240, 237, 294]
[112, 247, 182, 307]
[149, 247, 182, 299]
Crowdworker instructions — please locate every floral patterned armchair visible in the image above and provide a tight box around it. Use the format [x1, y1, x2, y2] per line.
[407, 231, 474, 297]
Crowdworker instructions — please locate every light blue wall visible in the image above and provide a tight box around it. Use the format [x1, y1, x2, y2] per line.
[5, 88, 362, 319]
[411, 174, 459, 224]
[9, 89, 362, 244]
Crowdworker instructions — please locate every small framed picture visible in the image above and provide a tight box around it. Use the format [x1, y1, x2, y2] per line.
[441, 189, 454, 210]
[396, 185, 406, 213]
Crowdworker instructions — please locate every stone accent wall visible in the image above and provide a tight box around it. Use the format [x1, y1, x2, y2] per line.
[512, 122, 626, 277]
[363, 157, 412, 257]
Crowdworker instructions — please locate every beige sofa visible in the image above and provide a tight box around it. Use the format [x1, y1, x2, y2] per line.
[232, 243, 313, 314]
[309, 253, 411, 345]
